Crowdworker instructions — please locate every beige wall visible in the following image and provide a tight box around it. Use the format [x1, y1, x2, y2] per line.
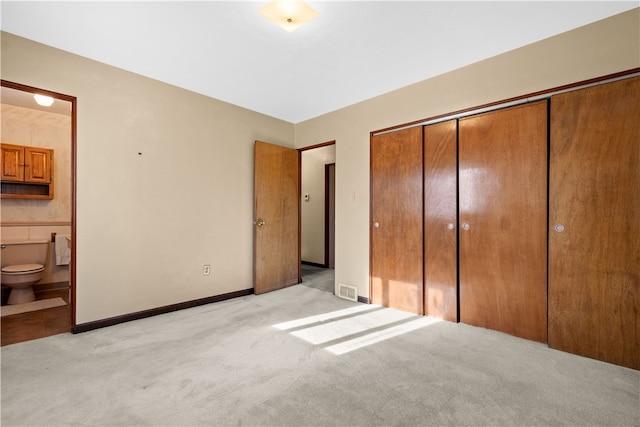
[301, 145, 335, 264]
[295, 9, 640, 298]
[1, 8, 637, 324]
[1, 32, 294, 324]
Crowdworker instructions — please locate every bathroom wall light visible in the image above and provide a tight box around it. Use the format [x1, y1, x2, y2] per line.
[259, 1, 319, 33]
[34, 94, 54, 107]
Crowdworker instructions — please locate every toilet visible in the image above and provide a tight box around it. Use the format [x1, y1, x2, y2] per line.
[1, 240, 49, 305]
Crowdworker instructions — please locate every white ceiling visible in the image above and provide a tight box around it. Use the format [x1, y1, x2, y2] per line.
[1, 1, 637, 123]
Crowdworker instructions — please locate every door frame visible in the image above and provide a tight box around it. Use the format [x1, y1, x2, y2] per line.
[324, 162, 336, 269]
[1, 80, 77, 329]
[299, 140, 336, 270]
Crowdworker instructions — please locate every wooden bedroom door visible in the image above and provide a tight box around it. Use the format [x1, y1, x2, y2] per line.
[253, 140, 300, 294]
[548, 76, 640, 369]
[371, 126, 424, 314]
[423, 120, 458, 321]
[458, 101, 548, 343]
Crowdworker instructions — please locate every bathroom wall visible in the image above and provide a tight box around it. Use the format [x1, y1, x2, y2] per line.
[301, 145, 335, 265]
[1, 103, 72, 284]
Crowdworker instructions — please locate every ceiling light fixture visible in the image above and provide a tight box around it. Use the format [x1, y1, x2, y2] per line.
[33, 94, 54, 107]
[259, 1, 319, 33]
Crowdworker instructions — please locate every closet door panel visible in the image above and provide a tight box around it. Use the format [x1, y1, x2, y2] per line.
[371, 127, 424, 314]
[459, 101, 548, 343]
[424, 120, 458, 321]
[549, 76, 640, 369]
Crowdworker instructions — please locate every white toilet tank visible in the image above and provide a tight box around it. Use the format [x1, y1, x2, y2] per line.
[1, 240, 50, 268]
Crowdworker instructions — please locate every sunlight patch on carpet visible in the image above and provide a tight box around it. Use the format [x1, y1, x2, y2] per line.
[274, 305, 441, 355]
[273, 304, 378, 330]
[326, 316, 441, 355]
[290, 308, 416, 345]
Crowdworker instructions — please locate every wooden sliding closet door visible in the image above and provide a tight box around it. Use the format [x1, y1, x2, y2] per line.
[424, 120, 458, 321]
[548, 76, 640, 369]
[371, 127, 424, 314]
[459, 101, 548, 343]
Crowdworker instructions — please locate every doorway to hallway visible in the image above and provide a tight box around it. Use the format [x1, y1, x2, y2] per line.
[300, 141, 336, 295]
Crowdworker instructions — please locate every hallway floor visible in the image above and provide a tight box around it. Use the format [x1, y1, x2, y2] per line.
[301, 263, 335, 295]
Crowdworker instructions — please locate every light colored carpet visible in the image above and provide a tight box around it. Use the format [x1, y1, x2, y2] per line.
[0, 297, 66, 317]
[1, 284, 638, 426]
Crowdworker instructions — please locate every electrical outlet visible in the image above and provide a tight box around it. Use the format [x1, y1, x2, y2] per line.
[203, 264, 211, 276]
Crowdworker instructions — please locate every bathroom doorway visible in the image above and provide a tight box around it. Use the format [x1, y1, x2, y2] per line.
[0, 80, 77, 345]
[300, 141, 335, 295]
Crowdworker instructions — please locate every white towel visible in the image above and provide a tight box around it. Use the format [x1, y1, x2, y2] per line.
[55, 234, 71, 266]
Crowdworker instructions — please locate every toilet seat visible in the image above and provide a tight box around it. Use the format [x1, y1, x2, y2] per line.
[1, 264, 45, 274]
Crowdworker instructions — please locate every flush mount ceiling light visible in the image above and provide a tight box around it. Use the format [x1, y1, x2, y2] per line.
[259, 1, 319, 33]
[33, 94, 54, 107]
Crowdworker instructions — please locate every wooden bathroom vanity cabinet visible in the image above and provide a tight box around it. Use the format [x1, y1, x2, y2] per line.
[1, 143, 54, 199]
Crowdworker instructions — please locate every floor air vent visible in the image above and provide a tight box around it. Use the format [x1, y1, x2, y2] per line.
[338, 283, 358, 302]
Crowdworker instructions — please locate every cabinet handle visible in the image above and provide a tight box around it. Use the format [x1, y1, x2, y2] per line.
[462, 223, 470, 231]
[373, 222, 380, 228]
[446, 223, 455, 230]
[554, 224, 565, 232]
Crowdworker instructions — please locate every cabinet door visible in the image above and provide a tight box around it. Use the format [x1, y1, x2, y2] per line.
[459, 101, 548, 343]
[24, 147, 52, 183]
[1, 144, 24, 182]
[424, 120, 457, 321]
[549, 76, 640, 369]
[371, 127, 424, 314]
